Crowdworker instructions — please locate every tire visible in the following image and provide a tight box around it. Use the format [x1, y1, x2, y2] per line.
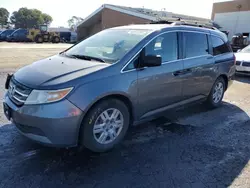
[206, 77, 226, 108]
[80, 99, 130, 153]
[52, 36, 60, 43]
[35, 35, 43, 43]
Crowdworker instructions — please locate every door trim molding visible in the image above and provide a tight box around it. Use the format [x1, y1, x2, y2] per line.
[140, 95, 206, 119]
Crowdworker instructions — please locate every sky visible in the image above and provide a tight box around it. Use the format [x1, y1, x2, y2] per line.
[1, 0, 229, 27]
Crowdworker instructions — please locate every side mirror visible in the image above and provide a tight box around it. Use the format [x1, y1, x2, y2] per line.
[237, 49, 241, 52]
[141, 55, 162, 67]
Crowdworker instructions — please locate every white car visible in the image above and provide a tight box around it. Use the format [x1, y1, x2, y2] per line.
[235, 45, 250, 74]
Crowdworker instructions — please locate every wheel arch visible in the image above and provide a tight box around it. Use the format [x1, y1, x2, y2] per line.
[77, 93, 134, 144]
[218, 74, 228, 90]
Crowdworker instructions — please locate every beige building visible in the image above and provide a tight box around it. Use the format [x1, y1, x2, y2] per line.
[77, 4, 211, 41]
[212, 0, 250, 39]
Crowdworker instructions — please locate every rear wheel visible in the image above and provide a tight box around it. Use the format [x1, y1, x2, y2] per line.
[206, 77, 226, 108]
[80, 99, 130, 152]
[35, 35, 43, 43]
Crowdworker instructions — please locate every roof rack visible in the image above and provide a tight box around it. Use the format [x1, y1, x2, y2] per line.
[150, 18, 218, 30]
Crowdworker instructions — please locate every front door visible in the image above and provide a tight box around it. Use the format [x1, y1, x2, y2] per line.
[137, 31, 184, 119]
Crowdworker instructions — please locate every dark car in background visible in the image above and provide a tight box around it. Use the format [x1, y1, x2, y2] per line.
[59, 32, 71, 42]
[0, 29, 15, 41]
[7, 29, 29, 42]
[3, 23, 235, 153]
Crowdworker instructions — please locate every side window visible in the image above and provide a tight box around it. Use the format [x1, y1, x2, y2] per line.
[184, 32, 209, 58]
[123, 56, 139, 71]
[145, 32, 178, 62]
[211, 36, 231, 56]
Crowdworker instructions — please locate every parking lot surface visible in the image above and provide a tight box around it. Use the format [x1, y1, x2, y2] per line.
[1, 43, 250, 188]
[0, 42, 72, 69]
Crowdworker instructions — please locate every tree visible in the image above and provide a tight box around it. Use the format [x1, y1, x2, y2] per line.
[68, 16, 83, 31]
[10, 8, 53, 28]
[42, 13, 52, 25]
[0, 8, 9, 27]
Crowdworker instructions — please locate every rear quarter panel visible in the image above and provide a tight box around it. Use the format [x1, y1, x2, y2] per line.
[214, 53, 235, 85]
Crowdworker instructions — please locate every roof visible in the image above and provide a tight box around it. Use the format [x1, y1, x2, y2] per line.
[78, 4, 212, 28]
[111, 24, 219, 34]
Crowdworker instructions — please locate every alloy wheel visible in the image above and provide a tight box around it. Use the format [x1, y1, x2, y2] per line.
[93, 108, 124, 144]
[213, 81, 224, 103]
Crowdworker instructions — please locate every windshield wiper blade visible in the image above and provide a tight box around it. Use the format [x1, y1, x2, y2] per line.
[70, 54, 106, 63]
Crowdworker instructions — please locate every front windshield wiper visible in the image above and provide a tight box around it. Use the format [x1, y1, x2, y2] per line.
[69, 54, 106, 63]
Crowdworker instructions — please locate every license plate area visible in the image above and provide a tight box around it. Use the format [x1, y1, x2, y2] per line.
[3, 103, 12, 120]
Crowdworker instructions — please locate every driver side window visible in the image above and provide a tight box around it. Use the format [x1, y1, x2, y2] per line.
[145, 32, 178, 63]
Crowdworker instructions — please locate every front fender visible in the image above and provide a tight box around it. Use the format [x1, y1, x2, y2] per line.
[67, 72, 138, 118]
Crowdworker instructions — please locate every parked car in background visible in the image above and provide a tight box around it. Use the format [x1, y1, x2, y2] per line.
[3, 23, 235, 153]
[7, 29, 29, 42]
[235, 45, 250, 74]
[59, 32, 71, 42]
[70, 32, 77, 43]
[0, 29, 15, 41]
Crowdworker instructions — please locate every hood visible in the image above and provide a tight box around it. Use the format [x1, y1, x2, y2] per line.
[235, 52, 250, 61]
[14, 54, 110, 88]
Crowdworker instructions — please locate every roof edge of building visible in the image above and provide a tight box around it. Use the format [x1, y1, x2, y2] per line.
[77, 4, 156, 28]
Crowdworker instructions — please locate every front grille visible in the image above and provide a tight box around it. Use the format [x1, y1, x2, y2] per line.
[236, 61, 241, 65]
[242, 61, 250, 67]
[8, 78, 32, 106]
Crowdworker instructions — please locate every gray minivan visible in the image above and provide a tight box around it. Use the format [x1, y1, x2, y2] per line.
[3, 23, 235, 152]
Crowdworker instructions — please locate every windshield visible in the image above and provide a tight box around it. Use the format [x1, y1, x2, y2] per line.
[65, 29, 152, 63]
[240, 45, 250, 53]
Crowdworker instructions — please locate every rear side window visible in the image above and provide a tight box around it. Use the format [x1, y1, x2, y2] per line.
[184, 32, 209, 58]
[211, 36, 231, 56]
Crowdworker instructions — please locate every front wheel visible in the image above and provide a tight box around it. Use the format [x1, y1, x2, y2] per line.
[206, 77, 226, 108]
[80, 99, 130, 152]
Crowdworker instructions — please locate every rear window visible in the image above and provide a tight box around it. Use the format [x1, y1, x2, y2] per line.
[211, 36, 231, 56]
[184, 32, 209, 58]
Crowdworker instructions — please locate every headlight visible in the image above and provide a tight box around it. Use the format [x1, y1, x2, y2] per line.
[25, 87, 73, 105]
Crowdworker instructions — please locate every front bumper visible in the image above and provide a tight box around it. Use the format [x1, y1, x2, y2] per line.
[3, 94, 84, 147]
[236, 65, 250, 74]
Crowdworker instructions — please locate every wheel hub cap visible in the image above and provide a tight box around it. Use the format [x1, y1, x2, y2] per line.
[93, 108, 124, 144]
[213, 82, 224, 103]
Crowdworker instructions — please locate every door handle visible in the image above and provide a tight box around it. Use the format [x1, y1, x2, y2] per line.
[173, 69, 191, 76]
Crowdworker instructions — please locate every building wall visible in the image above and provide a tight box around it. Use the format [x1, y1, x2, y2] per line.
[77, 21, 102, 41]
[214, 11, 250, 39]
[212, 0, 250, 40]
[77, 8, 151, 41]
[212, 0, 250, 19]
[87, 21, 102, 37]
[101, 8, 150, 29]
[77, 26, 87, 41]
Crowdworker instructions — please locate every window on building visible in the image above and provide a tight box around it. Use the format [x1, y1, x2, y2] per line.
[184, 32, 209, 58]
[211, 36, 231, 56]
